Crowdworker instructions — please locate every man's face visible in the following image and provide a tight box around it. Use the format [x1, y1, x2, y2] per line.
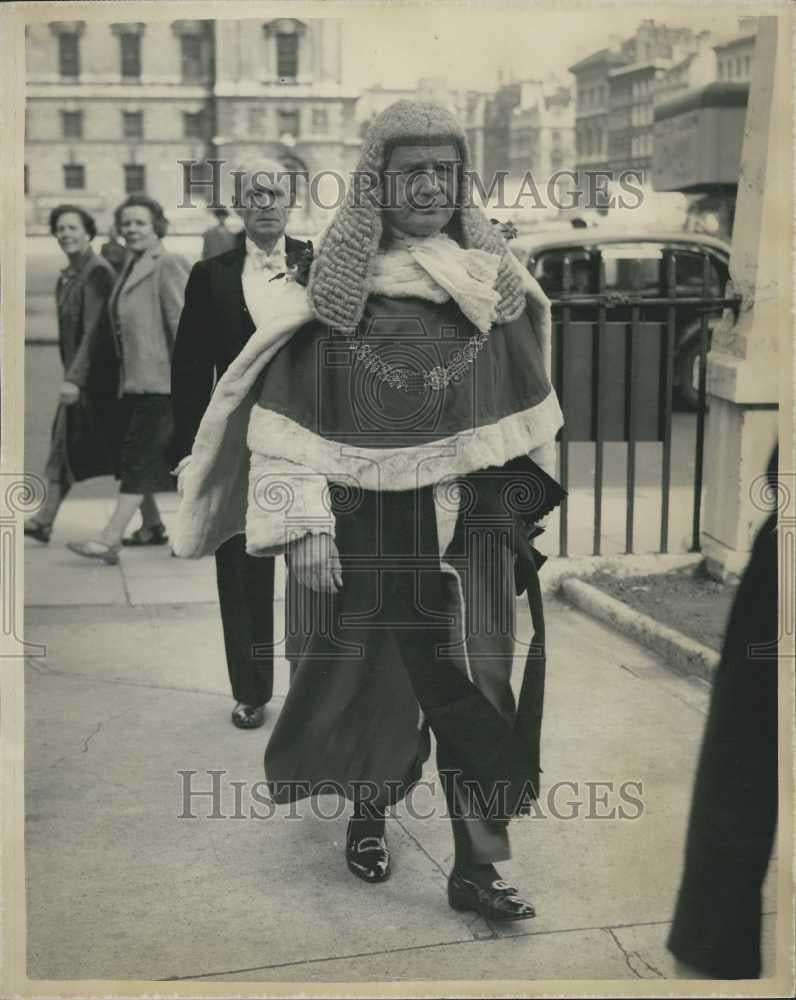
[382, 143, 459, 239]
[234, 170, 290, 247]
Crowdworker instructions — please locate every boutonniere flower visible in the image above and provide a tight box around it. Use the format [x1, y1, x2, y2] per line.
[490, 219, 518, 242]
[268, 241, 315, 286]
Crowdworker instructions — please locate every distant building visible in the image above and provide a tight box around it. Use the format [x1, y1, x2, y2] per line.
[654, 32, 718, 105]
[570, 20, 709, 186]
[356, 85, 417, 130]
[212, 18, 360, 234]
[569, 48, 626, 184]
[357, 78, 470, 131]
[509, 82, 574, 192]
[25, 19, 215, 232]
[651, 24, 757, 241]
[463, 91, 488, 178]
[481, 81, 523, 185]
[713, 31, 757, 83]
[24, 17, 361, 235]
[607, 59, 671, 179]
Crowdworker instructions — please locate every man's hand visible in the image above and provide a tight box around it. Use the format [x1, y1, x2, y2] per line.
[287, 532, 343, 593]
[59, 381, 80, 405]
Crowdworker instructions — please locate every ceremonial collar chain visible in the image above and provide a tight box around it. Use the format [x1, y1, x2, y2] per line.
[346, 326, 491, 394]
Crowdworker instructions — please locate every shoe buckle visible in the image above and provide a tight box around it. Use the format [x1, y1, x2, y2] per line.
[491, 879, 518, 894]
[355, 836, 385, 852]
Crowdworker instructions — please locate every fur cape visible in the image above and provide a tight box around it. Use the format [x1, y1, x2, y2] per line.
[172, 259, 561, 559]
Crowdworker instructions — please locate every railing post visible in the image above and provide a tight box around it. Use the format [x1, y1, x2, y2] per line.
[700, 15, 787, 580]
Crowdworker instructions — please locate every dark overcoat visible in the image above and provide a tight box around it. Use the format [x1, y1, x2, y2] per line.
[47, 248, 119, 485]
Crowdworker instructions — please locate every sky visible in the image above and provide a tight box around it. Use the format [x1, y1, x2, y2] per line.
[340, 6, 745, 92]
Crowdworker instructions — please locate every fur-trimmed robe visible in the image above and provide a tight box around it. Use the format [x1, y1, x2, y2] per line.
[172, 256, 559, 560]
[173, 256, 565, 821]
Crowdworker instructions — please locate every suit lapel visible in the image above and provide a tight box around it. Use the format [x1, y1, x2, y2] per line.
[216, 247, 254, 342]
[119, 243, 162, 295]
[285, 235, 305, 258]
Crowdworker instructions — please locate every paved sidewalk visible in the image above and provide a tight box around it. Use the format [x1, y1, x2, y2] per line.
[25, 483, 698, 611]
[23, 500, 776, 984]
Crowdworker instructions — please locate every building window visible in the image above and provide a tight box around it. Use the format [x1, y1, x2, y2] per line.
[718, 61, 725, 80]
[183, 111, 204, 139]
[277, 108, 300, 139]
[745, 53, 751, 76]
[120, 33, 141, 80]
[63, 164, 85, 190]
[736, 56, 742, 78]
[276, 33, 298, 80]
[58, 33, 80, 78]
[24, 164, 29, 195]
[180, 35, 203, 81]
[124, 163, 145, 194]
[61, 110, 83, 139]
[312, 108, 328, 134]
[122, 111, 143, 139]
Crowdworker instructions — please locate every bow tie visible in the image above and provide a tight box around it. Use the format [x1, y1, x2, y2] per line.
[250, 247, 285, 272]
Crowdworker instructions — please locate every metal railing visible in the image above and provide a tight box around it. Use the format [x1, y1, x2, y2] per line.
[547, 248, 741, 558]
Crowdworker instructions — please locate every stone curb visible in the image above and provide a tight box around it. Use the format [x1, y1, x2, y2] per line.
[560, 576, 720, 683]
[538, 552, 702, 596]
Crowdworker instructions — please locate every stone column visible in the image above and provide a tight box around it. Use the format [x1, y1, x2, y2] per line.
[700, 16, 788, 580]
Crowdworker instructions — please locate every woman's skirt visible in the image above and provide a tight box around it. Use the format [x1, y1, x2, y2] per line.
[44, 390, 118, 488]
[116, 393, 175, 494]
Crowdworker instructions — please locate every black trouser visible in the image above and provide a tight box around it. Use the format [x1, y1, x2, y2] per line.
[214, 534, 275, 707]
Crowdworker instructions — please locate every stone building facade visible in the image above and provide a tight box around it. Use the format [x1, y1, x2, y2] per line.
[211, 17, 360, 234]
[25, 19, 214, 233]
[571, 21, 707, 186]
[24, 17, 360, 235]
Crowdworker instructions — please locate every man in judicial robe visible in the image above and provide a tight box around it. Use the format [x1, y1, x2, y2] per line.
[173, 102, 564, 918]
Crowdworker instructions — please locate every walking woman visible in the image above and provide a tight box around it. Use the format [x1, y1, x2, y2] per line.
[67, 194, 190, 563]
[24, 205, 118, 543]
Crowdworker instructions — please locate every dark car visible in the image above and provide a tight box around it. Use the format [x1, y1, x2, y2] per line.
[510, 229, 731, 409]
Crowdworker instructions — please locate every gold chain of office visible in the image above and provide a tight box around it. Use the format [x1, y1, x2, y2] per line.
[346, 327, 491, 393]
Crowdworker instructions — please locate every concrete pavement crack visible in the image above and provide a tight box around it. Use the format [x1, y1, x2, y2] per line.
[164, 919, 676, 982]
[28, 709, 132, 773]
[604, 927, 663, 978]
[81, 720, 103, 753]
[161, 934, 487, 981]
[391, 815, 495, 941]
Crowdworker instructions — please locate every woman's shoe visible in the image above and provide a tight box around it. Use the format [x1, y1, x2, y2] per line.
[66, 540, 121, 565]
[346, 820, 391, 883]
[448, 871, 536, 921]
[122, 523, 169, 546]
[24, 519, 51, 544]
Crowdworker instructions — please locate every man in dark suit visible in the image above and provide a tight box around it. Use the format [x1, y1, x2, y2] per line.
[172, 158, 310, 729]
